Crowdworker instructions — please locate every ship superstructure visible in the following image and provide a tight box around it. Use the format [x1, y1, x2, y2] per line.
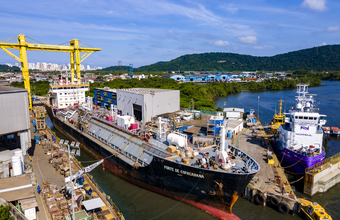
[49, 75, 89, 109]
[273, 84, 326, 174]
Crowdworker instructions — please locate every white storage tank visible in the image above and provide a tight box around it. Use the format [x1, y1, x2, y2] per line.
[12, 155, 22, 176]
[14, 150, 24, 173]
[167, 133, 186, 148]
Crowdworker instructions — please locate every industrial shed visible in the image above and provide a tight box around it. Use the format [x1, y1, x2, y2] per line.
[0, 85, 31, 155]
[117, 88, 180, 123]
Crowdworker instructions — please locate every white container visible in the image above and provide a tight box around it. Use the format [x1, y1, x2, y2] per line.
[117, 115, 135, 128]
[12, 156, 22, 176]
[167, 133, 186, 148]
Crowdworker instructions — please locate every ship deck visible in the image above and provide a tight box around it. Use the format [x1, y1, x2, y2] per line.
[55, 110, 258, 175]
[166, 144, 250, 174]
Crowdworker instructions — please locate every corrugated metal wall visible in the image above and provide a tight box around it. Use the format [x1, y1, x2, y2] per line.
[0, 91, 30, 135]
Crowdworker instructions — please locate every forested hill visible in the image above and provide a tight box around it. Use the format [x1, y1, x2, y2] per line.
[0, 64, 20, 71]
[132, 45, 340, 72]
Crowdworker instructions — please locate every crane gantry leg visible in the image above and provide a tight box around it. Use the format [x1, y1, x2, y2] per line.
[18, 35, 33, 110]
[70, 52, 75, 84]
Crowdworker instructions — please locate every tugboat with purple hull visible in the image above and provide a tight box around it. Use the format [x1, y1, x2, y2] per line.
[272, 84, 327, 174]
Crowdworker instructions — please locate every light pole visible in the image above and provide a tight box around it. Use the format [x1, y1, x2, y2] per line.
[150, 91, 155, 120]
[258, 96, 260, 120]
[67, 143, 75, 220]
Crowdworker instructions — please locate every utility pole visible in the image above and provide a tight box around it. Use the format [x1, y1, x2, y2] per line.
[191, 99, 194, 112]
[258, 96, 260, 120]
[118, 61, 122, 75]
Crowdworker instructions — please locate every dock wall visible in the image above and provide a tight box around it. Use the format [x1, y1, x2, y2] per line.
[304, 161, 340, 196]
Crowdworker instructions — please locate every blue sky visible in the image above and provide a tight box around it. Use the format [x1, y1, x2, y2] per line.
[0, 0, 339, 68]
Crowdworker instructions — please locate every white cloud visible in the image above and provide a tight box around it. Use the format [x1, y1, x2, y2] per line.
[223, 23, 255, 36]
[301, 0, 327, 11]
[127, 0, 222, 24]
[238, 36, 258, 44]
[326, 26, 340, 32]
[213, 40, 230, 47]
[320, 42, 327, 46]
[253, 45, 274, 50]
[220, 4, 239, 14]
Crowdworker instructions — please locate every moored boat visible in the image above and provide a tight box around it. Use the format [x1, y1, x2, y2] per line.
[322, 127, 330, 135]
[271, 100, 285, 131]
[272, 84, 327, 174]
[330, 127, 340, 136]
[44, 77, 260, 219]
[298, 198, 332, 220]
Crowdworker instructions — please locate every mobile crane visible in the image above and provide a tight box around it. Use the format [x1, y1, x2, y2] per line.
[0, 34, 101, 110]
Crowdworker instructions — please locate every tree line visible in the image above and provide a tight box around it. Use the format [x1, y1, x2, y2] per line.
[99, 45, 340, 72]
[9, 73, 322, 112]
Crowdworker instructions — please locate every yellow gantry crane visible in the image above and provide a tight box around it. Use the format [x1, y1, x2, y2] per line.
[0, 34, 101, 110]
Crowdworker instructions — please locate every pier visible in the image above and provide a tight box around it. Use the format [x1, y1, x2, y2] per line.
[237, 121, 301, 214]
[29, 107, 123, 220]
[304, 152, 340, 196]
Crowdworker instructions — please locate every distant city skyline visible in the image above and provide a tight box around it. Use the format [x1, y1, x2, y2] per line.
[0, 0, 339, 68]
[5, 62, 102, 71]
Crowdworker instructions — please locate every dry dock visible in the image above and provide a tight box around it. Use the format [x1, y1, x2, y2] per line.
[304, 152, 340, 196]
[236, 121, 301, 214]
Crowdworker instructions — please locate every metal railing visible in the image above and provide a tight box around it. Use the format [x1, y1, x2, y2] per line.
[73, 158, 123, 218]
[305, 152, 340, 173]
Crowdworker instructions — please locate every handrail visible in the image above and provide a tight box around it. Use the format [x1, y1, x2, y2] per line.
[73, 157, 123, 218]
[305, 152, 340, 174]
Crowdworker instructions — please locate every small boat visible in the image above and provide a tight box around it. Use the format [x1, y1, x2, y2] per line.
[330, 127, 340, 136]
[298, 198, 332, 220]
[322, 127, 330, 135]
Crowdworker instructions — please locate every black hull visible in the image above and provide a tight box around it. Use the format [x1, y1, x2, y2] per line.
[45, 105, 255, 219]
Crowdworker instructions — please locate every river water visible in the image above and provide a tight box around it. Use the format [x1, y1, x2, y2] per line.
[47, 81, 340, 220]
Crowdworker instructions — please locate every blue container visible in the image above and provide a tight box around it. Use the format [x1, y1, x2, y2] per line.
[33, 128, 36, 133]
[227, 132, 231, 138]
[32, 120, 36, 126]
[34, 135, 40, 141]
[77, 178, 84, 185]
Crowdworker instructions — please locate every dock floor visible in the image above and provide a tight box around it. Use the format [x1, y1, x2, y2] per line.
[236, 124, 298, 212]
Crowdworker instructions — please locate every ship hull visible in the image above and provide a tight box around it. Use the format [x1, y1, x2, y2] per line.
[272, 141, 325, 174]
[45, 105, 254, 219]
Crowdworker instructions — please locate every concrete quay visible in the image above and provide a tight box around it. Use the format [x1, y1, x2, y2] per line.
[29, 109, 123, 220]
[234, 123, 300, 215]
[304, 152, 340, 196]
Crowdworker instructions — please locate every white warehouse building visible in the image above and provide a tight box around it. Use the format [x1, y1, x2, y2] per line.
[117, 88, 180, 122]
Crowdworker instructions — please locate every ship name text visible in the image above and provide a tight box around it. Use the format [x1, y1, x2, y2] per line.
[164, 165, 204, 178]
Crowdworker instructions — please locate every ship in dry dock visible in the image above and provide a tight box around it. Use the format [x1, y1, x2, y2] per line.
[45, 77, 260, 219]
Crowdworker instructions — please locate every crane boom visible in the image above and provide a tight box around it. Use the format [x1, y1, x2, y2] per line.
[69, 159, 104, 182]
[0, 34, 101, 110]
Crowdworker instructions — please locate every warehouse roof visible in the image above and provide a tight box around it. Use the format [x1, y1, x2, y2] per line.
[118, 88, 176, 94]
[0, 85, 27, 94]
[0, 176, 35, 201]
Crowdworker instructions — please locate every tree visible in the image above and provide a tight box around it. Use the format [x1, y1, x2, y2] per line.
[0, 205, 14, 220]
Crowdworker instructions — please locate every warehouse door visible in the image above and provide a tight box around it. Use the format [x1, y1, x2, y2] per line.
[133, 104, 142, 121]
